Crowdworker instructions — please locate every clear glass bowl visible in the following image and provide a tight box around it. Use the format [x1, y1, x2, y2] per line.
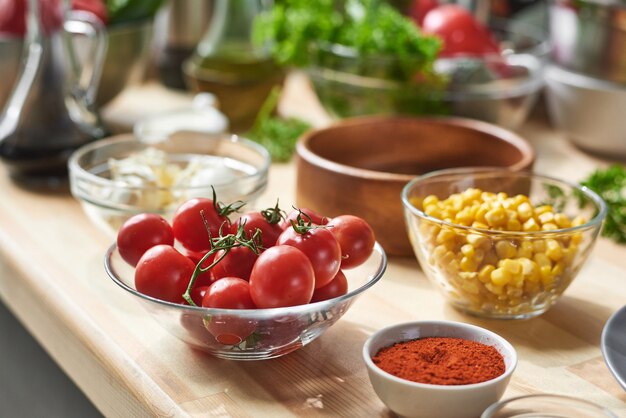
[68, 132, 270, 237]
[401, 168, 607, 319]
[482, 394, 619, 418]
[307, 20, 548, 129]
[104, 243, 387, 360]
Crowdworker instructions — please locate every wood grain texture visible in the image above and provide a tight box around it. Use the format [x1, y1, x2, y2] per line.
[0, 74, 624, 417]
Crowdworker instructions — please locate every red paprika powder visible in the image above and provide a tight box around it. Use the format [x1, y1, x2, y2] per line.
[372, 337, 505, 385]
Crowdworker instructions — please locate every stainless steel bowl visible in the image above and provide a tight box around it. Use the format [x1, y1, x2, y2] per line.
[550, 0, 626, 84]
[544, 64, 626, 157]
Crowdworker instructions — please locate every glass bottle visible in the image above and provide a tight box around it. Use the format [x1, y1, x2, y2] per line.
[0, 0, 107, 187]
[182, 0, 284, 133]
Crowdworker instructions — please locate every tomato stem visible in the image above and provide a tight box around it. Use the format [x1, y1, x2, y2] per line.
[181, 224, 264, 306]
[261, 200, 286, 225]
[211, 186, 246, 218]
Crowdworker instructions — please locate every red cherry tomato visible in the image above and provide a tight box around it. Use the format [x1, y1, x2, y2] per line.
[311, 270, 348, 303]
[327, 215, 376, 269]
[188, 285, 209, 306]
[202, 277, 257, 345]
[231, 211, 283, 248]
[249, 245, 315, 308]
[172, 198, 230, 252]
[1, 0, 62, 37]
[276, 226, 342, 289]
[202, 277, 256, 309]
[117, 213, 174, 267]
[134, 245, 195, 303]
[210, 246, 258, 282]
[422, 5, 500, 57]
[410, 0, 439, 26]
[280, 208, 329, 230]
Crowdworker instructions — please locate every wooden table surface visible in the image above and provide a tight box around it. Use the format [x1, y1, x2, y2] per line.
[1, 73, 625, 417]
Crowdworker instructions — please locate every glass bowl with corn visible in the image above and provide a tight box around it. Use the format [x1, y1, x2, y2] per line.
[401, 168, 607, 319]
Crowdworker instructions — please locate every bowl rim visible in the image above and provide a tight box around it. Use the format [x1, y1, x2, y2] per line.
[362, 320, 518, 391]
[296, 116, 535, 183]
[480, 393, 619, 418]
[103, 241, 387, 316]
[68, 133, 271, 192]
[401, 167, 607, 236]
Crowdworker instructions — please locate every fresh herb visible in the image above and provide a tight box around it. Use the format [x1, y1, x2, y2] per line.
[106, 0, 165, 25]
[246, 87, 311, 162]
[252, 0, 442, 79]
[580, 165, 626, 244]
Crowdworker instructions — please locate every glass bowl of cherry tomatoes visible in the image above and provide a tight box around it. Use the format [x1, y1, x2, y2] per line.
[104, 198, 387, 360]
[307, 6, 549, 129]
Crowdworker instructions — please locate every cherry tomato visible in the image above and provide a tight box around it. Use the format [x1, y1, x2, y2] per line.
[231, 211, 283, 248]
[276, 226, 342, 289]
[280, 208, 329, 230]
[210, 246, 258, 282]
[249, 245, 315, 308]
[172, 198, 230, 252]
[311, 270, 348, 303]
[422, 5, 500, 57]
[135, 245, 195, 303]
[0, 0, 63, 36]
[117, 213, 174, 267]
[410, 0, 439, 26]
[184, 249, 215, 287]
[202, 277, 257, 345]
[187, 285, 209, 306]
[202, 277, 256, 309]
[327, 215, 376, 269]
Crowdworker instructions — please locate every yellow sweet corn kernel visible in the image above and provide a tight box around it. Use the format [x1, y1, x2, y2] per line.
[501, 259, 523, 275]
[535, 205, 554, 215]
[540, 265, 554, 285]
[475, 205, 489, 224]
[485, 283, 504, 295]
[424, 205, 442, 218]
[460, 256, 478, 272]
[554, 213, 571, 229]
[506, 219, 522, 231]
[552, 261, 564, 277]
[523, 218, 541, 231]
[432, 244, 447, 262]
[472, 221, 489, 229]
[474, 248, 485, 264]
[495, 240, 517, 259]
[542, 223, 558, 231]
[481, 191, 497, 201]
[461, 280, 480, 295]
[455, 208, 474, 226]
[497, 192, 509, 200]
[485, 207, 507, 227]
[546, 239, 563, 261]
[422, 195, 439, 207]
[572, 216, 586, 227]
[571, 232, 583, 245]
[563, 244, 578, 264]
[467, 233, 488, 248]
[491, 267, 510, 286]
[517, 202, 534, 222]
[533, 240, 546, 253]
[461, 244, 475, 257]
[462, 188, 481, 203]
[436, 228, 457, 244]
[538, 211, 555, 225]
[478, 265, 495, 283]
[534, 252, 552, 268]
[517, 241, 534, 259]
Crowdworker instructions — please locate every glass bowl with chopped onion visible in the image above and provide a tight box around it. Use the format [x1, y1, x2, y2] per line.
[401, 168, 607, 319]
[68, 131, 270, 236]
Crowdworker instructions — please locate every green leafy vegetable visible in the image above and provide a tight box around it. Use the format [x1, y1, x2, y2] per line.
[106, 0, 165, 25]
[580, 165, 626, 244]
[253, 0, 442, 79]
[246, 87, 311, 162]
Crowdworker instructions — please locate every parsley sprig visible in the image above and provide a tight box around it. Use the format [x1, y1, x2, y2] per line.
[580, 165, 626, 244]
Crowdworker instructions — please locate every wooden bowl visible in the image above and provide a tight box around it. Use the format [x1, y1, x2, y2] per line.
[295, 116, 535, 256]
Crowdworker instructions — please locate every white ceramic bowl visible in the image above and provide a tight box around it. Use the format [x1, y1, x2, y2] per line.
[363, 321, 517, 418]
[544, 65, 626, 158]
